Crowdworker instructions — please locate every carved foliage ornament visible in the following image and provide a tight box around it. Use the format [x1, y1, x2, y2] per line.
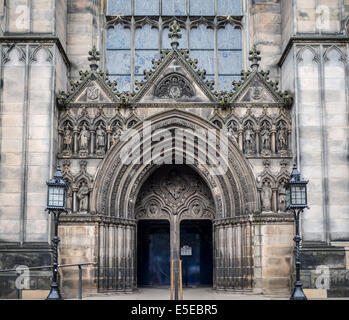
[154, 73, 195, 99]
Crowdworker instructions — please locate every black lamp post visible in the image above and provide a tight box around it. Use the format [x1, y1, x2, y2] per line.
[46, 165, 67, 300]
[286, 163, 309, 300]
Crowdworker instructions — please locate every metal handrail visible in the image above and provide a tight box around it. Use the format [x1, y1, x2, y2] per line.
[0, 262, 96, 273]
[0, 262, 96, 300]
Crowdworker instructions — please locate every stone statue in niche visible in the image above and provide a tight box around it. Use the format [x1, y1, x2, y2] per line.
[78, 124, 90, 156]
[244, 122, 256, 154]
[278, 182, 286, 212]
[261, 180, 273, 212]
[277, 124, 288, 153]
[111, 127, 122, 146]
[96, 124, 106, 156]
[227, 121, 239, 144]
[66, 181, 73, 212]
[77, 181, 89, 212]
[63, 125, 73, 156]
[260, 123, 271, 156]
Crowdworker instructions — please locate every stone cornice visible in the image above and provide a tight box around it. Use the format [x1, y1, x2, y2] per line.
[279, 35, 349, 67]
[214, 213, 293, 226]
[59, 214, 136, 226]
[0, 35, 70, 68]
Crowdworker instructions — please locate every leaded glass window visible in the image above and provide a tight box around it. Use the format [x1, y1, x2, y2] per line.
[106, 0, 243, 92]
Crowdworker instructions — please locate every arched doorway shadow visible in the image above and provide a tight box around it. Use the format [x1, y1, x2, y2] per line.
[136, 165, 215, 288]
[91, 110, 259, 292]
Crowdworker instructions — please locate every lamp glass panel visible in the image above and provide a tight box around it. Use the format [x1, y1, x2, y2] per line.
[48, 186, 65, 207]
[291, 185, 306, 206]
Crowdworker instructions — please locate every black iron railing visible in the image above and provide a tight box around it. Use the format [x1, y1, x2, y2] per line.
[0, 262, 96, 300]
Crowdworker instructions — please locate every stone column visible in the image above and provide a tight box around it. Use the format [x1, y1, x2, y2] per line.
[232, 224, 237, 289]
[90, 130, 95, 155]
[237, 223, 242, 289]
[287, 129, 292, 153]
[108, 224, 113, 290]
[72, 189, 78, 213]
[238, 130, 244, 152]
[113, 224, 118, 290]
[106, 128, 112, 150]
[98, 222, 105, 290]
[227, 225, 233, 289]
[271, 126, 276, 154]
[272, 188, 278, 213]
[255, 130, 260, 155]
[73, 128, 79, 154]
[117, 225, 123, 291]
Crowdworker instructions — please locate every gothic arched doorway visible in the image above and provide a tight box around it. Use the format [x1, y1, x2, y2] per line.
[135, 165, 215, 287]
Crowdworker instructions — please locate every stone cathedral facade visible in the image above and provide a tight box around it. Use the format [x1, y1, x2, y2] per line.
[0, 0, 349, 299]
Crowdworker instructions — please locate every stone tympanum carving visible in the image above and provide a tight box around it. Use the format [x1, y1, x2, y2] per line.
[135, 166, 214, 219]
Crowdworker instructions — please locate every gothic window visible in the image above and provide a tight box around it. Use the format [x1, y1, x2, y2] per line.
[106, 23, 131, 91]
[217, 24, 242, 90]
[106, 0, 243, 92]
[162, 0, 186, 16]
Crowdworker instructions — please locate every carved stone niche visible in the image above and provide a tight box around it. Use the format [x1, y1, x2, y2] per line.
[154, 73, 195, 99]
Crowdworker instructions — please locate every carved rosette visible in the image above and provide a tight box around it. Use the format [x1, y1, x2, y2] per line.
[154, 73, 195, 99]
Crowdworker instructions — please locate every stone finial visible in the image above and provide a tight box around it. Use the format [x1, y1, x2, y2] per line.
[88, 46, 100, 71]
[168, 20, 182, 49]
[249, 45, 261, 71]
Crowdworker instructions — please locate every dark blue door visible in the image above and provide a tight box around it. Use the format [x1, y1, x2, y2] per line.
[137, 220, 170, 286]
[180, 220, 213, 287]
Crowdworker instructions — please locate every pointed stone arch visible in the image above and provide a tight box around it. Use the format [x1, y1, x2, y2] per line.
[91, 109, 259, 219]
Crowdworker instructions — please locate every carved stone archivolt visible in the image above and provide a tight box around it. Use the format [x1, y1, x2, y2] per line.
[135, 166, 215, 220]
[91, 110, 259, 218]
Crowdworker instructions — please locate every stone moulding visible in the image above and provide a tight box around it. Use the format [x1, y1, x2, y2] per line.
[59, 214, 136, 226]
[213, 212, 294, 226]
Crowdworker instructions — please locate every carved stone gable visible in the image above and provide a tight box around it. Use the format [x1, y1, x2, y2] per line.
[135, 54, 216, 103]
[237, 77, 278, 104]
[75, 81, 113, 103]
